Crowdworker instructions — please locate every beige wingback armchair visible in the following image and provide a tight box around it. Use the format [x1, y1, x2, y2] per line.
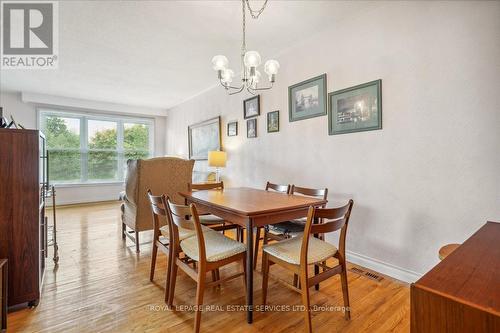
[121, 157, 195, 252]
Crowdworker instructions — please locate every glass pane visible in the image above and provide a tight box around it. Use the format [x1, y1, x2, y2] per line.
[124, 123, 149, 152]
[125, 151, 150, 161]
[42, 115, 80, 149]
[88, 120, 117, 149]
[48, 150, 81, 183]
[88, 151, 118, 181]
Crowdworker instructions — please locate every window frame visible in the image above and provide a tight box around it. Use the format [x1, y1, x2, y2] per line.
[38, 108, 154, 185]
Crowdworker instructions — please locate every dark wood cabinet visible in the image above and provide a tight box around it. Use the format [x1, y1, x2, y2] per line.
[0, 129, 46, 307]
[0, 259, 6, 332]
[411, 221, 500, 332]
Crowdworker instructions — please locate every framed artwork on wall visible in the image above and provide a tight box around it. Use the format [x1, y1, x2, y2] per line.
[328, 79, 382, 135]
[188, 116, 221, 160]
[243, 95, 260, 119]
[267, 110, 279, 133]
[288, 73, 327, 122]
[227, 121, 238, 136]
[247, 118, 257, 138]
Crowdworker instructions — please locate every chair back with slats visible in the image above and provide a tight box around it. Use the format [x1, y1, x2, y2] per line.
[188, 182, 224, 191]
[147, 190, 168, 241]
[300, 200, 354, 266]
[290, 185, 328, 207]
[265, 181, 290, 194]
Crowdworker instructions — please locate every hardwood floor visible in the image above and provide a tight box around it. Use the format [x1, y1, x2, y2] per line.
[7, 202, 410, 332]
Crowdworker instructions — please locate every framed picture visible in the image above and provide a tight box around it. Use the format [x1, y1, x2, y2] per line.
[328, 79, 382, 135]
[243, 95, 260, 119]
[288, 74, 327, 122]
[247, 118, 257, 138]
[188, 116, 221, 160]
[227, 121, 238, 137]
[267, 110, 279, 133]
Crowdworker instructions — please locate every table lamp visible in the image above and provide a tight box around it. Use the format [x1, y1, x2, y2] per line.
[208, 151, 227, 182]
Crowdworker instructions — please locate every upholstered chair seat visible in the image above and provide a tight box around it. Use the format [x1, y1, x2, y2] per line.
[263, 236, 338, 265]
[198, 214, 225, 225]
[159, 224, 214, 241]
[181, 231, 246, 262]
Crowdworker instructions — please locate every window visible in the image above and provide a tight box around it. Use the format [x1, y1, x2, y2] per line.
[39, 110, 154, 184]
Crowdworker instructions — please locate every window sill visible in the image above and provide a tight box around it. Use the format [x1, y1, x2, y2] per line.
[53, 182, 125, 188]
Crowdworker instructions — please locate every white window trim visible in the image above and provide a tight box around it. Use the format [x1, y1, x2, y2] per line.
[38, 108, 155, 185]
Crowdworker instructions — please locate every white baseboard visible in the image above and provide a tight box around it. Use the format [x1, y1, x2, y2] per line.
[346, 250, 422, 283]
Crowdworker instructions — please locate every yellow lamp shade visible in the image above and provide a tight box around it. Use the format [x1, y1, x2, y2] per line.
[208, 151, 227, 168]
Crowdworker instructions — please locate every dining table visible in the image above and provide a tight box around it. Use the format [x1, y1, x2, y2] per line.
[179, 187, 328, 324]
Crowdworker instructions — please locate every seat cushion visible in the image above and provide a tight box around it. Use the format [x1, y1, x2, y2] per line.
[199, 214, 225, 225]
[268, 220, 306, 236]
[160, 224, 213, 241]
[263, 236, 338, 265]
[180, 232, 246, 262]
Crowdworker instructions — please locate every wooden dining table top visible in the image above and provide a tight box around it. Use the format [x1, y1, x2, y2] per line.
[179, 187, 327, 217]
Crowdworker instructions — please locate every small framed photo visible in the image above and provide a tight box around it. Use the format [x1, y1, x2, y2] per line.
[288, 74, 327, 122]
[247, 118, 257, 138]
[243, 95, 260, 119]
[328, 79, 382, 135]
[267, 111, 279, 133]
[227, 121, 238, 136]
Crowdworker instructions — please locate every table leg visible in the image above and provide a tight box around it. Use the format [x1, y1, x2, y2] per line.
[246, 219, 254, 324]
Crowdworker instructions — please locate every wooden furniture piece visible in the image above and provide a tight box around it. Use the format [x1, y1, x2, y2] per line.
[147, 191, 216, 303]
[438, 243, 460, 260]
[253, 182, 291, 269]
[180, 187, 327, 323]
[166, 199, 246, 333]
[188, 182, 240, 235]
[411, 221, 500, 333]
[261, 185, 328, 276]
[0, 129, 46, 307]
[262, 201, 354, 333]
[0, 260, 6, 332]
[121, 157, 194, 252]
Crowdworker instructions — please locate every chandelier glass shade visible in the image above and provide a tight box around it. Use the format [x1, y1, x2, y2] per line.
[212, 0, 279, 95]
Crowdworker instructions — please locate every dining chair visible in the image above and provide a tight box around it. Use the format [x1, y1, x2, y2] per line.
[253, 181, 291, 269]
[147, 190, 215, 303]
[266, 185, 328, 238]
[188, 182, 241, 237]
[166, 198, 247, 333]
[261, 200, 354, 333]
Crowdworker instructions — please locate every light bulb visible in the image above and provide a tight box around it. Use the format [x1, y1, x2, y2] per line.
[212, 55, 228, 71]
[221, 69, 234, 83]
[243, 51, 261, 68]
[264, 59, 280, 75]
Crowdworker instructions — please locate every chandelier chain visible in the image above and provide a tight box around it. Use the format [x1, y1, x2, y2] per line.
[245, 0, 268, 19]
[241, 0, 246, 57]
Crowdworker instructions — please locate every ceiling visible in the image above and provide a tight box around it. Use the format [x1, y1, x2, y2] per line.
[0, 1, 375, 110]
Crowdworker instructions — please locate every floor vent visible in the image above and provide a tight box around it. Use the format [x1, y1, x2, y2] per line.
[349, 267, 384, 282]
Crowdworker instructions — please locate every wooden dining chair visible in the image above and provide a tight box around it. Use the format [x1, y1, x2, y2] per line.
[147, 190, 215, 303]
[253, 181, 291, 269]
[262, 200, 354, 333]
[166, 198, 247, 333]
[266, 185, 328, 239]
[188, 182, 240, 237]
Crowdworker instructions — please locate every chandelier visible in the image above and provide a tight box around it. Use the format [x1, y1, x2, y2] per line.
[211, 0, 280, 95]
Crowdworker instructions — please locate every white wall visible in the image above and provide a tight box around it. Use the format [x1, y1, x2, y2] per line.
[0, 91, 168, 205]
[165, 1, 500, 281]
